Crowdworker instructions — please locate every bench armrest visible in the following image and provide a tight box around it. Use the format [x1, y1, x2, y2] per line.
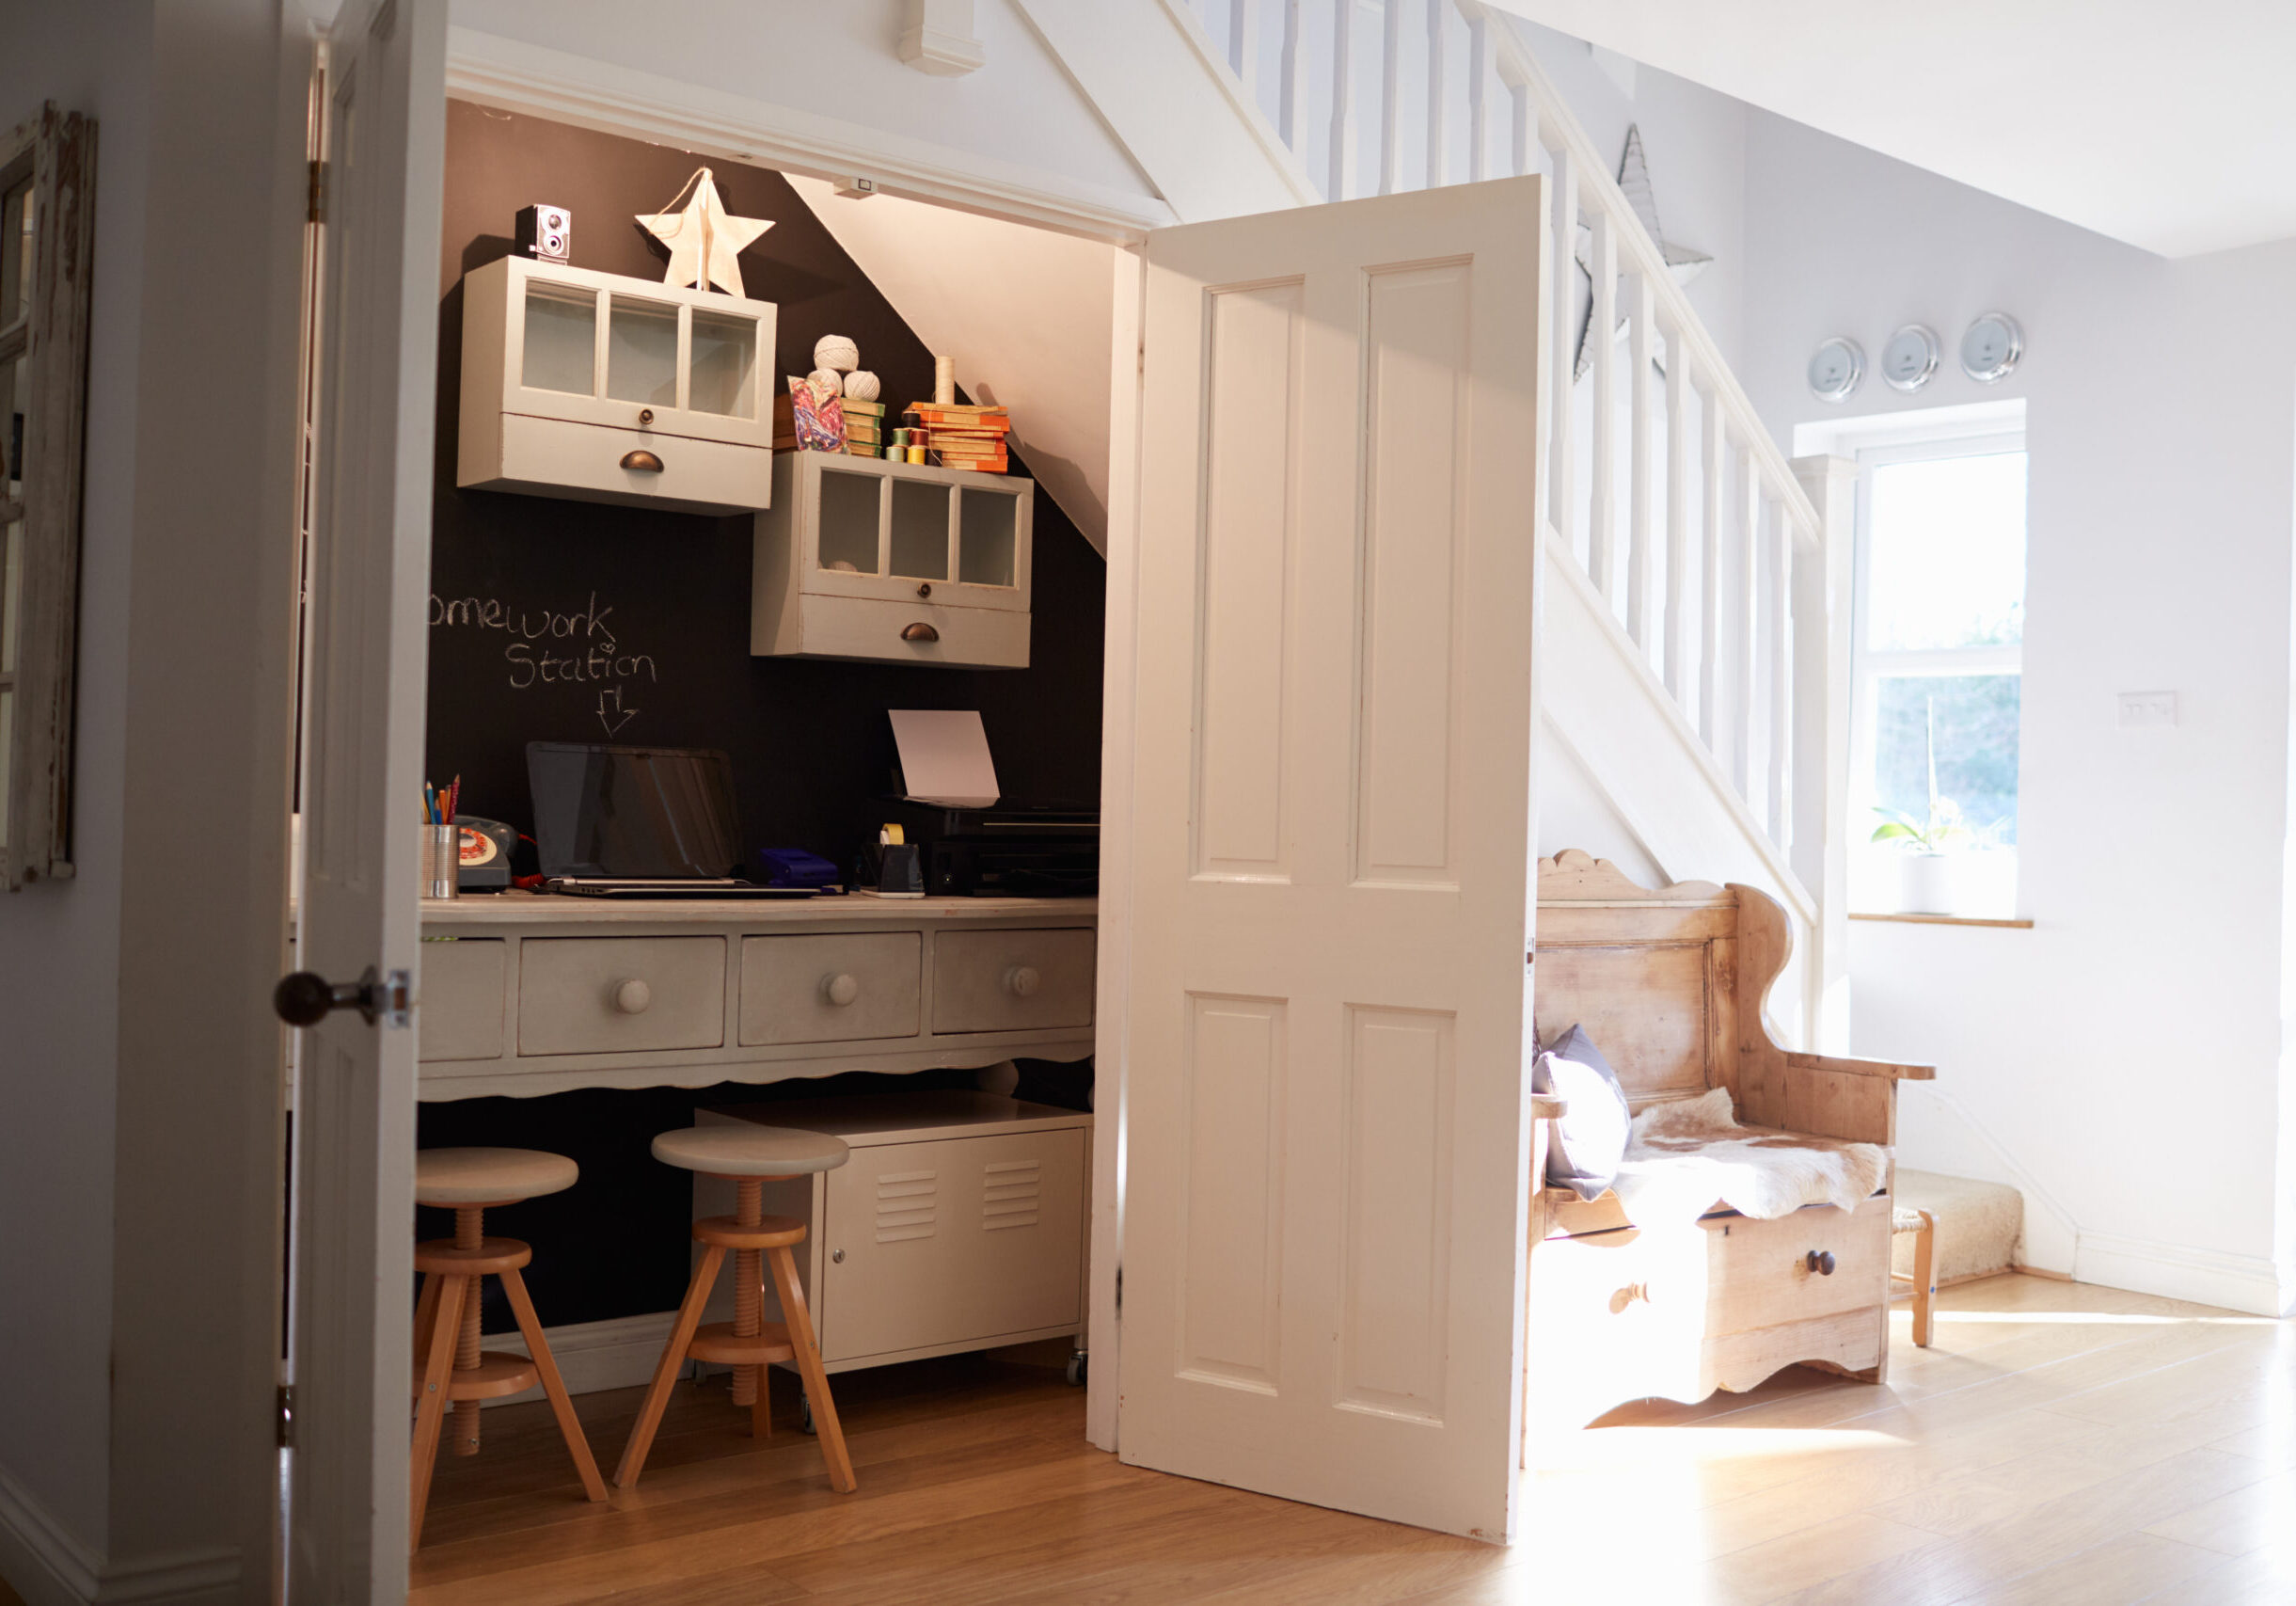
[1785, 1051, 1935, 1082]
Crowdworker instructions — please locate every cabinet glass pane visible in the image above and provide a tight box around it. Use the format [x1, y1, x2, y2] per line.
[890, 479, 950, 580]
[2, 520, 20, 673]
[6, 353, 24, 499]
[1, 178, 28, 327]
[0, 688, 11, 851]
[607, 296, 679, 407]
[688, 310, 756, 419]
[958, 488, 1018, 587]
[520, 283, 596, 396]
[817, 469, 881, 574]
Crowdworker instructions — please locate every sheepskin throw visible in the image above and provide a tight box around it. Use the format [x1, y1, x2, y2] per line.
[1610, 1088, 1889, 1229]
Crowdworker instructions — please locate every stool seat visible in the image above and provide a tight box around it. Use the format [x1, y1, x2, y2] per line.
[416, 1147, 579, 1206]
[650, 1125, 850, 1177]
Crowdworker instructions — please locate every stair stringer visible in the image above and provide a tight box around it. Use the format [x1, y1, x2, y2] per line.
[1537, 524, 1820, 1049]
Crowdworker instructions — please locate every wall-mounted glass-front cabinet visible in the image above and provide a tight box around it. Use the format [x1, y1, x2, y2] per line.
[753, 452, 1034, 668]
[458, 254, 776, 514]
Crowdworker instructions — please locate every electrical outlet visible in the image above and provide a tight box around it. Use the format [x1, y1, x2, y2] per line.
[2117, 691, 2178, 728]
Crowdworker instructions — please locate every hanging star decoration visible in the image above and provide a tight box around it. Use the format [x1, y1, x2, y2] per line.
[1574, 125, 1714, 379]
[637, 167, 772, 297]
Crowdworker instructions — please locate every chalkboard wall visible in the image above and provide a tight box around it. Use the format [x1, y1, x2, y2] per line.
[416, 104, 1100, 1332]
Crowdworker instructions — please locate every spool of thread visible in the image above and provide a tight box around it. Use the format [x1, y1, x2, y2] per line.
[907, 445, 928, 465]
[842, 369, 881, 402]
[933, 355, 955, 406]
[807, 368, 844, 397]
[814, 334, 860, 374]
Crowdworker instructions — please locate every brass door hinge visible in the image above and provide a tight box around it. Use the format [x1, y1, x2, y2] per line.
[308, 159, 328, 225]
[277, 1383, 295, 1449]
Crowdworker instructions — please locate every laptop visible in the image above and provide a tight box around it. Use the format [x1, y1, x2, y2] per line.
[526, 741, 815, 899]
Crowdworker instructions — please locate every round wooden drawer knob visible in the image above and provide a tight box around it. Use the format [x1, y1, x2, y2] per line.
[823, 973, 861, 1007]
[1005, 965, 1041, 997]
[1806, 1249, 1837, 1277]
[611, 978, 653, 1015]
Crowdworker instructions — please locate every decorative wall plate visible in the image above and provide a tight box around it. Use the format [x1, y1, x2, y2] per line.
[1960, 311, 2023, 383]
[1881, 324, 1941, 392]
[1808, 337, 1865, 404]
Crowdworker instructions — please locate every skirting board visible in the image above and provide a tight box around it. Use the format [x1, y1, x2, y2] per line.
[480, 1311, 681, 1407]
[0, 1462, 241, 1606]
[2073, 1231, 2294, 1317]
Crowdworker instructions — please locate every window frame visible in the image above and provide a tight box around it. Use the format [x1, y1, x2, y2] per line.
[1848, 423, 2028, 910]
[0, 103, 96, 890]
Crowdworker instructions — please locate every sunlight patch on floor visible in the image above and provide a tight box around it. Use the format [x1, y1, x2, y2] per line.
[1925, 1310, 2286, 1327]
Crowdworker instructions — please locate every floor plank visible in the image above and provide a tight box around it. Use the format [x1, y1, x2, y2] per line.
[408, 1276, 2294, 1606]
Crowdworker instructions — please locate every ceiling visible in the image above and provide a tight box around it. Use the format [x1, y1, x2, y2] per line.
[1491, 0, 2296, 259]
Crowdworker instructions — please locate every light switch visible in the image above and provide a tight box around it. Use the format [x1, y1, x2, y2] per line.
[2117, 691, 2178, 728]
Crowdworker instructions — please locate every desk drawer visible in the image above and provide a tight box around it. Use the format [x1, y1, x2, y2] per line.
[517, 936, 726, 1056]
[419, 939, 505, 1062]
[930, 929, 1095, 1034]
[484, 413, 771, 515]
[740, 932, 921, 1045]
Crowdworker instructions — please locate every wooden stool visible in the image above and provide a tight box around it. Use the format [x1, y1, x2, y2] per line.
[1892, 1205, 1939, 1347]
[411, 1148, 606, 1549]
[615, 1125, 858, 1494]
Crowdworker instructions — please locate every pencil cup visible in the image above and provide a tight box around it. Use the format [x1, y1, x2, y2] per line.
[422, 822, 460, 900]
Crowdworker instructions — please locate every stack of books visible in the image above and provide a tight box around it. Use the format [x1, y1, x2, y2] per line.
[911, 403, 1010, 474]
[840, 397, 885, 458]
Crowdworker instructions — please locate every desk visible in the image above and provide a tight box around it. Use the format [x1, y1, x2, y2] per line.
[418, 893, 1096, 1100]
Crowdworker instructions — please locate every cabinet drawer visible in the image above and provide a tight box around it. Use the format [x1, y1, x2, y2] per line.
[419, 939, 505, 1062]
[517, 937, 726, 1056]
[478, 413, 771, 515]
[739, 932, 921, 1046]
[770, 593, 1029, 669]
[931, 928, 1095, 1033]
[817, 1127, 1086, 1362]
[1703, 1197, 1892, 1336]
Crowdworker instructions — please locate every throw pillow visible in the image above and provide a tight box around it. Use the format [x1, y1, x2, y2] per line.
[1533, 1023, 1632, 1201]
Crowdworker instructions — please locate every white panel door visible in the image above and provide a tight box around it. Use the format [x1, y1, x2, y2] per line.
[285, 0, 446, 1596]
[1118, 177, 1546, 1540]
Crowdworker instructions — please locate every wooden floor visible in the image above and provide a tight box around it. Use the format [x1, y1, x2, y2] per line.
[411, 1275, 2296, 1606]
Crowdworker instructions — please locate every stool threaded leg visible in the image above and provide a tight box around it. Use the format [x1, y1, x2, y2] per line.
[452, 1206, 484, 1456]
[731, 1180, 764, 1414]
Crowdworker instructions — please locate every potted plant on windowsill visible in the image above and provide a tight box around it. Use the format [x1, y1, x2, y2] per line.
[1872, 797, 1979, 914]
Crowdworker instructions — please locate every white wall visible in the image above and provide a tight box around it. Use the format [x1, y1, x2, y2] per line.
[448, 0, 1165, 220]
[0, 3, 309, 1600]
[1740, 114, 2296, 1313]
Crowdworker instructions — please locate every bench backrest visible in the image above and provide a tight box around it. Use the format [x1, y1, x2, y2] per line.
[1533, 850, 1788, 1113]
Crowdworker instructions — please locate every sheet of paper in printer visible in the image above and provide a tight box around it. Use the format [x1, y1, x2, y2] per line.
[888, 709, 1001, 809]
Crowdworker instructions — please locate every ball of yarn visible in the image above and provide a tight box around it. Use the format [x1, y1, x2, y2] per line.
[807, 368, 844, 397]
[813, 335, 860, 374]
[842, 369, 881, 402]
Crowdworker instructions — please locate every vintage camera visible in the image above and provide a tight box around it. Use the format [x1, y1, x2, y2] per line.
[515, 203, 572, 262]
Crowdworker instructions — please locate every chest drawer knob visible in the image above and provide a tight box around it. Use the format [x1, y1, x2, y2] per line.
[611, 978, 653, 1015]
[822, 973, 861, 1007]
[1005, 964, 1042, 998]
[1806, 1249, 1837, 1277]
[1609, 1281, 1652, 1313]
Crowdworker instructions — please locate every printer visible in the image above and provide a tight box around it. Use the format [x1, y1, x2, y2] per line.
[874, 709, 1098, 896]
[877, 799, 1098, 897]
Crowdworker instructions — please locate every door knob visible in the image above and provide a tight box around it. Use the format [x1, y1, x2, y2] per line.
[823, 973, 861, 1007]
[1806, 1249, 1837, 1277]
[273, 966, 408, 1028]
[611, 978, 653, 1014]
[1005, 965, 1041, 997]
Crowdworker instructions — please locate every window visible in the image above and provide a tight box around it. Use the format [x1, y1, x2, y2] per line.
[0, 103, 95, 890]
[1849, 428, 2027, 916]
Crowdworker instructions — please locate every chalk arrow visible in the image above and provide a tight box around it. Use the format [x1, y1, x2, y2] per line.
[597, 685, 639, 738]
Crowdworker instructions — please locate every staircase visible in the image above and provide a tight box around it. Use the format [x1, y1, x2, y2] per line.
[1122, 0, 1855, 1048]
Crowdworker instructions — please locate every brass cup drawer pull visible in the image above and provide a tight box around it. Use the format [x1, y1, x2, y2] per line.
[900, 622, 940, 643]
[620, 449, 665, 473]
[1805, 1249, 1837, 1276]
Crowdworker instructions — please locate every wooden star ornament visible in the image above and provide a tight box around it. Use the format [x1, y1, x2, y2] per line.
[637, 168, 772, 297]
